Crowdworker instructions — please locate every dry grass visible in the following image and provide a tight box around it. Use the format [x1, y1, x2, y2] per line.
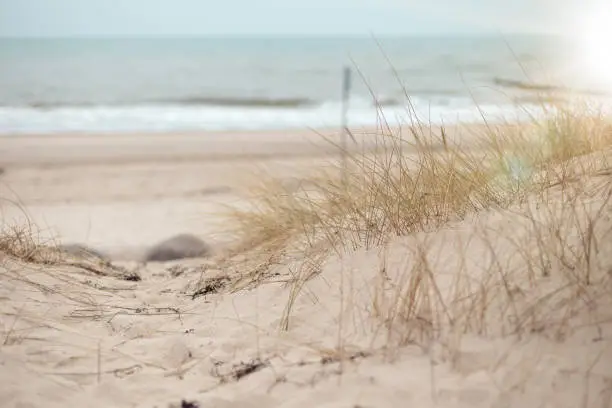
[0, 201, 61, 264]
[374, 176, 612, 348]
[1, 95, 611, 406]
[219, 97, 612, 352]
[224, 101, 611, 262]
[0, 200, 139, 281]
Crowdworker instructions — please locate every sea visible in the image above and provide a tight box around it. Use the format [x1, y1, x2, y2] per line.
[0, 35, 608, 134]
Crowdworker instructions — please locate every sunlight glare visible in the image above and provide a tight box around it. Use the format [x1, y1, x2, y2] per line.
[578, 4, 612, 90]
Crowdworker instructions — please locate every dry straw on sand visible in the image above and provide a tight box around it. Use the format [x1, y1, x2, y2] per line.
[2, 94, 612, 407]
[218, 98, 612, 403]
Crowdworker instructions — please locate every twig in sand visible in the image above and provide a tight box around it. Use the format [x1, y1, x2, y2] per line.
[2, 303, 26, 346]
[210, 358, 269, 384]
[97, 340, 101, 384]
[62, 261, 142, 281]
[168, 400, 200, 408]
[191, 275, 231, 299]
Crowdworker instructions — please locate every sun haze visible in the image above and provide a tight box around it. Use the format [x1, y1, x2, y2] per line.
[0, 0, 588, 37]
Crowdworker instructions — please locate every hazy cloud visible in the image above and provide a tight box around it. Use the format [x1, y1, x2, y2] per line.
[0, 0, 597, 37]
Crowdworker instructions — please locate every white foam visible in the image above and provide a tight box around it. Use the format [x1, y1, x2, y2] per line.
[0, 99, 544, 135]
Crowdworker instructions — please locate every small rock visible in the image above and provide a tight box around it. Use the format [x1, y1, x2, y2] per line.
[144, 234, 211, 262]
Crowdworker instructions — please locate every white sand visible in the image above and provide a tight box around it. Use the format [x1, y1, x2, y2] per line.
[0, 129, 356, 256]
[1, 128, 611, 408]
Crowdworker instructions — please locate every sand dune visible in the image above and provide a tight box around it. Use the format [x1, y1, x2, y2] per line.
[1, 127, 611, 408]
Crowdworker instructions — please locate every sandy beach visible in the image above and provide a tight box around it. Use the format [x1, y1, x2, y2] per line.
[3, 0, 612, 405]
[0, 128, 356, 256]
[0, 125, 485, 254]
[1, 126, 612, 408]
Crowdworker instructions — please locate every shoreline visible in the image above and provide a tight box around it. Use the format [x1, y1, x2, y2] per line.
[0, 127, 345, 167]
[0, 122, 523, 168]
[0, 100, 548, 140]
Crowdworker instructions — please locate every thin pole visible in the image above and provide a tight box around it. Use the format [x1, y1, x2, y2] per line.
[340, 66, 352, 185]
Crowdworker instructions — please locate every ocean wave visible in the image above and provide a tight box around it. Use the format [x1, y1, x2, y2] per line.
[0, 98, 546, 134]
[147, 96, 317, 108]
[3, 94, 451, 110]
[12, 96, 318, 110]
[492, 77, 610, 96]
[493, 77, 567, 92]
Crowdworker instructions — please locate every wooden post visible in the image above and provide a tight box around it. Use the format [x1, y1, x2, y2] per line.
[341, 66, 352, 185]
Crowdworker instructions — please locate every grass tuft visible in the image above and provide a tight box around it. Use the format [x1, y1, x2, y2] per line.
[218, 96, 612, 350]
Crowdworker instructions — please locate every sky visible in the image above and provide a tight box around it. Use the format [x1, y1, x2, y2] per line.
[0, 0, 602, 37]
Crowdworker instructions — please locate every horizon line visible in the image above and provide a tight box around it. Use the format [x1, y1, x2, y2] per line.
[0, 32, 567, 40]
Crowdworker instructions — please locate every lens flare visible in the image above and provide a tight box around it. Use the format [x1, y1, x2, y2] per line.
[577, 4, 612, 90]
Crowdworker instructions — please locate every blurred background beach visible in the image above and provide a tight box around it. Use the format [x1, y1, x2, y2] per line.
[1, 1, 612, 251]
[1, 0, 611, 249]
[0, 34, 610, 134]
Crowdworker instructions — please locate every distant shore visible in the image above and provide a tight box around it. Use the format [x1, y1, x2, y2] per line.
[0, 123, 516, 167]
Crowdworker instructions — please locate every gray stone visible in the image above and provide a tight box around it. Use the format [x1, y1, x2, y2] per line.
[144, 234, 211, 262]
